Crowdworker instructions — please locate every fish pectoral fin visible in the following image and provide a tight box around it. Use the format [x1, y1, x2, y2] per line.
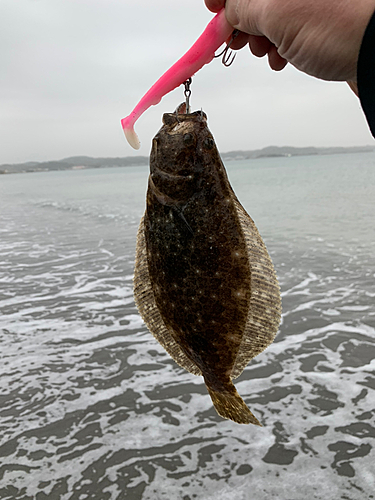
[173, 207, 194, 235]
[149, 176, 177, 207]
[205, 379, 261, 426]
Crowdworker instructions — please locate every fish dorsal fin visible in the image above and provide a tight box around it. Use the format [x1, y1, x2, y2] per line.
[133, 216, 202, 376]
[231, 199, 282, 380]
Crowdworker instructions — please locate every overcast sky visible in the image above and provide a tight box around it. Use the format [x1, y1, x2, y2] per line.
[1, 0, 374, 164]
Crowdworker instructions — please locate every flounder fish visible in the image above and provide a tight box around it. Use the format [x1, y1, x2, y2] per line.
[134, 108, 281, 425]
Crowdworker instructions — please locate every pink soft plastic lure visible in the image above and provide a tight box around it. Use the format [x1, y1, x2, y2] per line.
[121, 9, 233, 149]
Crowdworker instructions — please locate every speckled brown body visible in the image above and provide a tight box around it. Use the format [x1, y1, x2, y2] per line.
[134, 109, 281, 425]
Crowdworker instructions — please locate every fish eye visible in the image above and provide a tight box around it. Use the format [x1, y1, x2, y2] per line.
[183, 133, 195, 145]
[204, 137, 214, 150]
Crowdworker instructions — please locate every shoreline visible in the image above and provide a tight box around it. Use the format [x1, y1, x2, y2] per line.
[1, 145, 374, 175]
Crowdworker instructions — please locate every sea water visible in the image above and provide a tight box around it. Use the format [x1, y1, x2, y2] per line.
[0, 152, 375, 500]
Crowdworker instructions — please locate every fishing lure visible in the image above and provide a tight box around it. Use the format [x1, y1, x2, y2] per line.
[121, 9, 234, 150]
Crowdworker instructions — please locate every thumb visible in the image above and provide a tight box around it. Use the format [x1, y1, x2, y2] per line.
[225, 0, 264, 36]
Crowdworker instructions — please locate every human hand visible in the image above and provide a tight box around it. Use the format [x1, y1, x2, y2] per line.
[205, 0, 375, 82]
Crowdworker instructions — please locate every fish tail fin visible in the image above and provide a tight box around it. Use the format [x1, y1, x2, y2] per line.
[206, 381, 261, 426]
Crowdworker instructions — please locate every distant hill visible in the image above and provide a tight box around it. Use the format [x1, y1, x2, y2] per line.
[1, 146, 374, 174]
[220, 145, 375, 161]
[0, 155, 149, 174]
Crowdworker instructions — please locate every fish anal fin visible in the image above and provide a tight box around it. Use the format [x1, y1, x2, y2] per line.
[134, 216, 202, 376]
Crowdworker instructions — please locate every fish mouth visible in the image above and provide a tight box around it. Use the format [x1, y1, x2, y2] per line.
[162, 109, 207, 127]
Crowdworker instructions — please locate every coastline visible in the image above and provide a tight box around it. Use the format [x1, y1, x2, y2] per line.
[1, 145, 374, 175]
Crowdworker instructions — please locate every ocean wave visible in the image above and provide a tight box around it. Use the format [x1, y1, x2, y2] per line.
[1, 163, 374, 499]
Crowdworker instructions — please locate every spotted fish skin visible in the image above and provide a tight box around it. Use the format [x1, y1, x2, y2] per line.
[134, 110, 281, 425]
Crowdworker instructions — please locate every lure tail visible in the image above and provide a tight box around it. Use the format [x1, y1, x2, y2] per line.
[205, 380, 261, 426]
[122, 115, 140, 150]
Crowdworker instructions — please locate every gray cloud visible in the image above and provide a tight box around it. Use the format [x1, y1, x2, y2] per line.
[0, 0, 373, 164]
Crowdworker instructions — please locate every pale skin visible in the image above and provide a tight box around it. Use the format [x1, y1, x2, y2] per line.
[205, 0, 375, 94]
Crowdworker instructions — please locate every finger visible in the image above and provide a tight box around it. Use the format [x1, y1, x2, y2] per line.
[268, 45, 288, 71]
[347, 80, 359, 97]
[248, 35, 273, 57]
[225, 0, 263, 35]
[204, 0, 225, 13]
[230, 31, 251, 51]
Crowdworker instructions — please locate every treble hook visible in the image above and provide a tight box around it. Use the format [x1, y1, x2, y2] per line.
[214, 29, 239, 67]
